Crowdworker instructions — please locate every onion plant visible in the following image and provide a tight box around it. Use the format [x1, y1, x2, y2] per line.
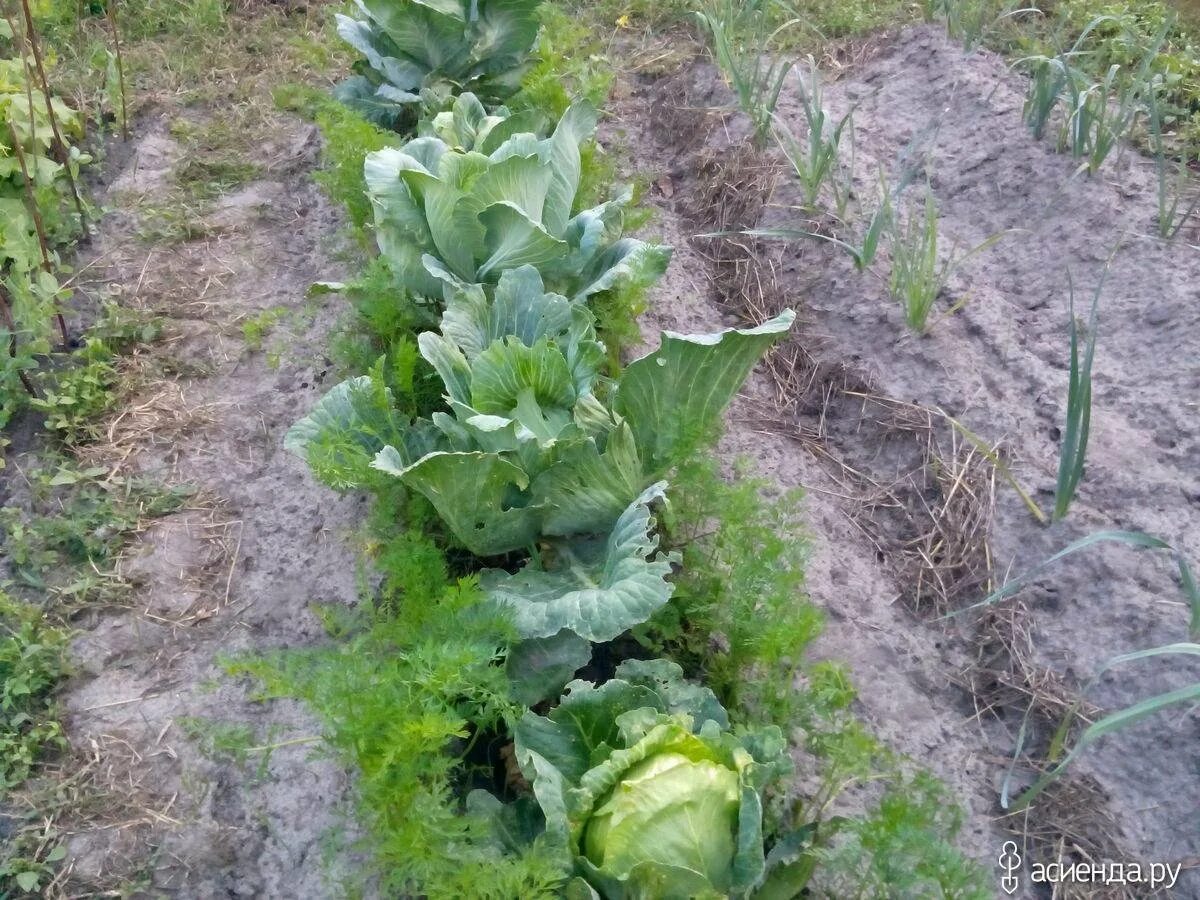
[1148, 85, 1200, 240]
[1063, 65, 1142, 174]
[887, 185, 1005, 334]
[926, 0, 1031, 53]
[1052, 268, 1102, 521]
[775, 57, 853, 211]
[952, 530, 1200, 810]
[694, 0, 798, 147]
[1017, 15, 1121, 141]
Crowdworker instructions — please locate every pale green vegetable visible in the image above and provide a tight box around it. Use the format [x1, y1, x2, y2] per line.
[583, 751, 741, 886]
[420, 92, 547, 152]
[364, 104, 670, 301]
[479, 660, 792, 899]
[334, 0, 543, 129]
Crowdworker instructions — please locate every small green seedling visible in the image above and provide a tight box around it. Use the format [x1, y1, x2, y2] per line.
[1148, 85, 1200, 240]
[694, 0, 798, 147]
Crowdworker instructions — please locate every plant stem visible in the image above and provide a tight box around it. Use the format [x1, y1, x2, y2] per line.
[18, 0, 87, 231]
[8, 121, 69, 347]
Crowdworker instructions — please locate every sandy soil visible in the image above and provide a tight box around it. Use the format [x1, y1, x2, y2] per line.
[613, 23, 1200, 896]
[4, 111, 363, 895]
[4, 15, 1196, 899]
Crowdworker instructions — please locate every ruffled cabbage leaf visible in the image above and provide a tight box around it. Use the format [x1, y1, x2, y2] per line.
[334, 0, 543, 128]
[365, 103, 671, 301]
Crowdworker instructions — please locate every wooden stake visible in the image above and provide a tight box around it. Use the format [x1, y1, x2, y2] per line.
[105, 0, 129, 142]
[8, 122, 69, 346]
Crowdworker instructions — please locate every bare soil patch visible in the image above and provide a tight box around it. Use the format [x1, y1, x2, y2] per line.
[11, 110, 364, 896]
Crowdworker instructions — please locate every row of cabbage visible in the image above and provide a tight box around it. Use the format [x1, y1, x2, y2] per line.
[285, 2, 809, 896]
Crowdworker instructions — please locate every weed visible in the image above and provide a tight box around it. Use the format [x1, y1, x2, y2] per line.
[241, 306, 286, 351]
[174, 156, 263, 200]
[30, 337, 120, 444]
[0, 590, 68, 790]
[1052, 268, 1102, 521]
[567, 0, 694, 30]
[774, 0, 916, 43]
[1149, 83, 1200, 239]
[133, 195, 217, 244]
[0, 831, 67, 897]
[927, 0, 1034, 52]
[2, 470, 190, 605]
[26, 304, 160, 446]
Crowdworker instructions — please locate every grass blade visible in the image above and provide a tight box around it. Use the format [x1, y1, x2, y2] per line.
[948, 530, 1190, 617]
[1011, 648, 1200, 809]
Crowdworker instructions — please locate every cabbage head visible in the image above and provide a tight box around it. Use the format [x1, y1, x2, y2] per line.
[502, 660, 792, 899]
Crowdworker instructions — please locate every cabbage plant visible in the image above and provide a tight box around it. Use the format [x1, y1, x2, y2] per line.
[364, 103, 670, 302]
[289, 267, 794, 556]
[288, 267, 793, 699]
[334, 0, 543, 129]
[483, 659, 793, 899]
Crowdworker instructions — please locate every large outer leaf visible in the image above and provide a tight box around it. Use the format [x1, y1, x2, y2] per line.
[571, 238, 673, 302]
[613, 310, 796, 474]
[285, 374, 443, 487]
[358, 0, 470, 71]
[333, 75, 414, 130]
[366, 144, 447, 296]
[614, 659, 728, 730]
[373, 449, 542, 555]
[514, 661, 729, 783]
[284, 375, 380, 457]
[477, 202, 568, 278]
[468, 0, 544, 75]
[481, 483, 677, 641]
[335, 14, 425, 90]
[515, 679, 665, 784]
[505, 629, 594, 707]
[543, 103, 599, 236]
[417, 331, 472, 405]
[426, 152, 492, 279]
